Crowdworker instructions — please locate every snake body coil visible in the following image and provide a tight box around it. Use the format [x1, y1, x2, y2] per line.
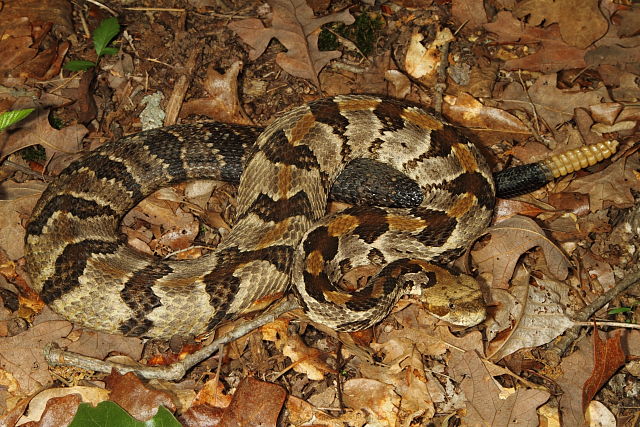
[24, 95, 564, 338]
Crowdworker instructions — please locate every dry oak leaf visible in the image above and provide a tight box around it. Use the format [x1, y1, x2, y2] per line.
[500, 73, 611, 132]
[442, 93, 530, 135]
[513, 0, 608, 49]
[457, 351, 550, 426]
[553, 330, 636, 425]
[566, 154, 640, 211]
[0, 320, 72, 395]
[0, 180, 47, 260]
[228, 0, 354, 87]
[0, 110, 87, 162]
[219, 377, 286, 427]
[582, 330, 625, 413]
[179, 61, 250, 125]
[472, 215, 570, 289]
[486, 278, 574, 361]
[342, 378, 400, 426]
[484, 12, 587, 73]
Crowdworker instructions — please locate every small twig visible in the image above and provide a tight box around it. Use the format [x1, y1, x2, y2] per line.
[573, 321, 640, 329]
[544, 269, 640, 365]
[432, 38, 450, 115]
[124, 7, 186, 13]
[516, 70, 544, 142]
[2, 160, 53, 181]
[44, 299, 300, 380]
[85, 0, 118, 16]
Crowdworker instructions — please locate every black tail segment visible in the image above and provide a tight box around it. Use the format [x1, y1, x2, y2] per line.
[493, 140, 619, 198]
[493, 163, 550, 198]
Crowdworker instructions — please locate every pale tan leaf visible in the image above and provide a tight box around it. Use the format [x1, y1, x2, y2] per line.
[0, 320, 72, 395]
[228, 0, 354, 86]
[472, 215, 570, 289]
[487, 278, 575, 360]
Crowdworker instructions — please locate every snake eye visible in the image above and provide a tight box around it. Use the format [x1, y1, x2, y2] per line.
[448, 303, 456, 310]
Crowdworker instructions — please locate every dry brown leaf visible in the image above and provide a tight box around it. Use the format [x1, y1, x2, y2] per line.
[0, 320, 72, 395]
[486, 277, 574, 360]
[179, 61, 250, 124]
[451, 0, 488, 30]
[342, 379, 399, 426]
[228, 0, 354, 87]
[17, 386, 109, 425]
[472, 215, 570, 289]
[484, 12, 587, 72]
[500, 73, 611, 134]
[513, 0, 608, 49]
[0, 181, 46, 260]
[0, 110, 87, 162]
[261, 318, 335, 380]
[219, 377, 286, 427]
[65, 329, 144, 361]
[457, 351, 550, 426]
[104, 370, 177, 422]
[553, 330, 629, 425]
[0, 0, 73, 37]
[566, 154, 640, 211]
[19, 394, 81, 427]
[443, 93, 530, 135]
[582, 330, 625, 413]
[192, 377, 232, 409]
[616, 6, 640, 38]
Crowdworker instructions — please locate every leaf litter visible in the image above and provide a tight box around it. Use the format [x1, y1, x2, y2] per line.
[0, 0, 639, 425]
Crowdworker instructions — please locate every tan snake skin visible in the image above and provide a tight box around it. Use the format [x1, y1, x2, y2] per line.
[24, 95, 494, 338]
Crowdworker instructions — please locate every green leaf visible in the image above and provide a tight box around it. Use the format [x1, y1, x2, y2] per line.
[93, 17, 120, 58]
[0, 108, 34, 132]
[608, 307, 632, 315]
[100, 46, 119, 56]
[64, 60, 97, 71]
[68, 401, 181, 427]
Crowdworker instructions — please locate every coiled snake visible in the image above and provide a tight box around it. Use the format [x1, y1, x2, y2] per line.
[23, 95, 618, 339]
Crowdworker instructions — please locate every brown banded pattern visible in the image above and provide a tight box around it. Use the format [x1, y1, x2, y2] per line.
[25, 95, 496, 338]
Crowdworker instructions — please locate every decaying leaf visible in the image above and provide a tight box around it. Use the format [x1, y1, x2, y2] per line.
[443, 93, 530, 136]
[219, 377, 286, 426]
[457, 351, 550, 425]
[484, 12, 587, 73]
[404, 28, 454, 80]
[582, 330, 626, 413]
[179, 61, 250, 124]
[566, 154, 640, 211]
[513, 0, 608, 49]
[472, 215, 570, 289]
[0, 320, 72, 395]
[487, 277, 575, 360]
[228, 0, 354, 87]
[342, 379, 400, 426]
[0, 110, 87, 163]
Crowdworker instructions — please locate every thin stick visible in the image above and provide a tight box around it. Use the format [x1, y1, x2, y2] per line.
[44, 299, 300, 380]
[545, 269, 640, 365]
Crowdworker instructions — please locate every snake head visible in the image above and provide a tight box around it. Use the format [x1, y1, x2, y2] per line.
[409, 263, 486, 327]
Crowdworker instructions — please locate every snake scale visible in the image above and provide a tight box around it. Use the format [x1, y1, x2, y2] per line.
[24, 95, 618, 339]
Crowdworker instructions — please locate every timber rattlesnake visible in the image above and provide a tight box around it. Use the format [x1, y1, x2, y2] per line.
[23, 95, 617, 338]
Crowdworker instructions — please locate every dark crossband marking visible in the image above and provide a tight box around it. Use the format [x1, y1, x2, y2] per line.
[118, 263, 172, 336]
[40, 238, 125, 304]
[27, 195, 116, 236]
